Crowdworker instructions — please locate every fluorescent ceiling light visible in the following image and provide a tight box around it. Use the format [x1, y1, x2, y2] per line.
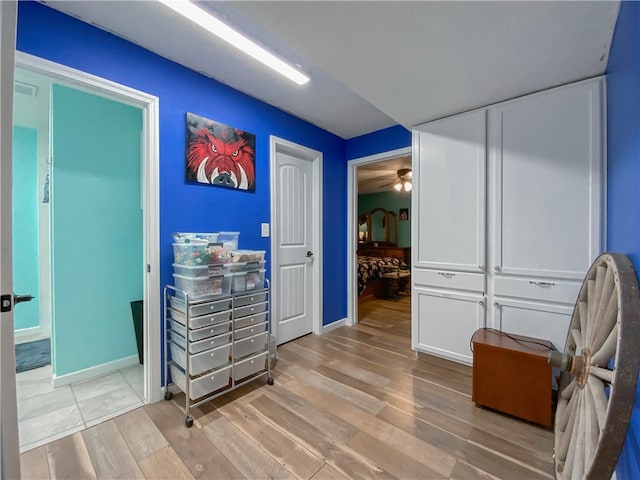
[158, 0, 310, 85]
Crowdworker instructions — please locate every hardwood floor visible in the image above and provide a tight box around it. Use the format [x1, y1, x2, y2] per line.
[20, 296, 554, 479]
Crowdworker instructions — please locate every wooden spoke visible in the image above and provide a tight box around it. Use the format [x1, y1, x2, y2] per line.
[589, 366, 614, 384]
[570, 328, 583, 353]
[590, 291, 618, 356]
[578, 301, 587, 350]
[553, 253, 640, 480]
[587, 376, 608, 431]
[590, 325, 617, 367]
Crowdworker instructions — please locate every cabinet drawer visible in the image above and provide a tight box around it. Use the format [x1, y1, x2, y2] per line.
[170, 341, 231, 376]
[170, 329, 231, 354]
[171, 308, 232, 329]
[235, 322, 268, 340]
[170, 296, 232, 317]
[169, 319, 231, 342]
[413, 269, 485, 293]
[234, 351, 267, 381]
[494, 276, 580, 304]
[234, 332, 268, 359]
[170, 364, 231, 400]
[234, 301, 268, 318]
[234, 311, 268, 330]
[234, 291, 268, 307]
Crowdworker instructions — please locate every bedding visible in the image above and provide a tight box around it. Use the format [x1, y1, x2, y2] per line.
[357, 256, 408, 295]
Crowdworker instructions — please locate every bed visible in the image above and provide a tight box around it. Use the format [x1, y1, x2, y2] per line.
[357, 255, 409, 300]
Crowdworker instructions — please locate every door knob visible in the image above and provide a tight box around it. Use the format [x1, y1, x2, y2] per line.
[306, 251, 314, 258]
[14, 294, 34, 305]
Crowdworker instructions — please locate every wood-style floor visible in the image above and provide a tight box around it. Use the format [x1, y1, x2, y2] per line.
[20, 296, 554, 479]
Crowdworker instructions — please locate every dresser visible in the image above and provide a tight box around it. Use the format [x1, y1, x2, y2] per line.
[164, 284, 273, 427]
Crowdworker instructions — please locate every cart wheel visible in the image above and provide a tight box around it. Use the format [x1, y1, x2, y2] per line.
[185, 416, 193, 428]
[549, 253, 640, 479]
[164, 391, 173, 401]
[267, 376, 274, 385]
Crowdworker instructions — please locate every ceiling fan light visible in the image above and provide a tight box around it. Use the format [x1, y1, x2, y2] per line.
[394, 181, 402, 191]
[404, 181, 412, 192]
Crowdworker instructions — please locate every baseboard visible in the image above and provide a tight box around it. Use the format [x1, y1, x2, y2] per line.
[322, 318, 347, 334]
[53, 354, 140, 388]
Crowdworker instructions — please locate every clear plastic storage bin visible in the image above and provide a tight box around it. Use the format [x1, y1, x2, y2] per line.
[230, 260, 266, 273]
[173, 232, 219, 243]
[173, 272, 232, 299]
[218, 232, 240, 250]
[230, 250, 266, 263]
[231, 269, 266, 293]
[173, 241, 209, 266]
[173, 263, 209, 277]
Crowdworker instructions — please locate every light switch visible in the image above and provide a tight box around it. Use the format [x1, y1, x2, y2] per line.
[261, 223, 270, 237]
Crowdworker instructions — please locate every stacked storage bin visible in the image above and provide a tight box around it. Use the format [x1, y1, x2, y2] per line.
[172, 231, 267, 297]
[172, 232, 233, 300]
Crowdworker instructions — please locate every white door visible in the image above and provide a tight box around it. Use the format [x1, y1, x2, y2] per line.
[413, 110, 486, 272]
[271, 137, 322, 345]
[0, 2, 20, 478]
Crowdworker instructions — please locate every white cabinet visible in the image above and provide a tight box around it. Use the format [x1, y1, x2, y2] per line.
[490, 80, 604, 279]
[412, 78, 604, 365]
[492, 298, 573, 352]
[413, 110, 486, 273]
[412, 287, 485, 364]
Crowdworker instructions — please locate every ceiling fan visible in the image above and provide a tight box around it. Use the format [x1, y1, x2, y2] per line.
[383, 168, 412, 192]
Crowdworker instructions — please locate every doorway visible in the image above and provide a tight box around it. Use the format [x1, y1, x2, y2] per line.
[347, 147, 412, 326]
[10, 53, 160, 452]
[269, 136, 322, 344]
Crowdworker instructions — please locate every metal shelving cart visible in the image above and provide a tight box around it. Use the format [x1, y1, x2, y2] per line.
[163, 280, 273, 427]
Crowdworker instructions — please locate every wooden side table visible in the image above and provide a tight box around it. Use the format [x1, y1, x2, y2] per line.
[472, 328, 555, 427]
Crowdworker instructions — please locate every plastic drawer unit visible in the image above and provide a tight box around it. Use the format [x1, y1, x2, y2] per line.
[164, 283, 273, 427]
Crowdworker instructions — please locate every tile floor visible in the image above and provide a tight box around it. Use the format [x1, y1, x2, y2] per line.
[16, 363, 144, 453]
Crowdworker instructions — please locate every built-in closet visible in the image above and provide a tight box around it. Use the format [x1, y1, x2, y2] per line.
[411, 78, 605, 364]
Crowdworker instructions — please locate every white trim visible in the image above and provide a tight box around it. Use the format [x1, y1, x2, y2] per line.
[346, 147, 412, 327]
[13, 327, 49, 345]
[52, 354, 140, 388]
[0, 2, 20, 478]
[269, 136, 323, 341]
[322, 318, 346, 334]
[15, 52, 161, 403]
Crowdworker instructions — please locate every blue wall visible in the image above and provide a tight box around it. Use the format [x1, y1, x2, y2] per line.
[345, 125, 411, 160]
[607, 2, 640, 477]
[51, 84, 142, 376]
[12, 126, 40, 330]
[17, 1, 346, 327]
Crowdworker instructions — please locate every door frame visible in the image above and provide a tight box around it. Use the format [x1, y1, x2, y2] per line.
[269, 136, 323, 342]
[346, 146, 412, 326]
[1, 1, 20, 477]
[15, 52, 162, 402]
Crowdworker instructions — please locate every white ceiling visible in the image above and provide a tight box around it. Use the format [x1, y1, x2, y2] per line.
[40, 1, 620, 193]
[357, 155, 412, 195]
[42, 1, 620, 141]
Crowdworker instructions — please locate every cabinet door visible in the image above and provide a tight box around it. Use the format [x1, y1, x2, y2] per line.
[412, 287, 485, 365]
[413, 110, 486, 272]
[491, 80, 603, 280]
[493, 298, 573, 352]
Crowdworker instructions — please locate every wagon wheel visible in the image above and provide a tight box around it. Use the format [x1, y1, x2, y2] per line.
[548, 253, 640, 479]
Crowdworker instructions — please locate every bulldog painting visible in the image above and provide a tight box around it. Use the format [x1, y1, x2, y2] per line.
[185, 112, 256, 192]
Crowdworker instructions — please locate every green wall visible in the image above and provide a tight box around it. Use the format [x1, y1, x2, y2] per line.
[358, 191, 411, 247]
[51, 84, 142, 376]
[12, 126, 40, 330]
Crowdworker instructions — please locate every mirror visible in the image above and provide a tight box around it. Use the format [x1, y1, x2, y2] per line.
[358, 207, 398, 246]
[358, 214, 370, 244]
[370, 208, 386, 243]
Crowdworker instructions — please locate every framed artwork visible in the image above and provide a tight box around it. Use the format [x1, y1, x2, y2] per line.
[399, 208, 409, 221]
[185, 112, 256, 192]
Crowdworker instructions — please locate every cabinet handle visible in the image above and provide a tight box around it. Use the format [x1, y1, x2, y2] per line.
[478, 265, 485, 271]
[210, 352, 215, 357]
[494, 265, 501, 272]
[529, 281, 555, 287]
[438, 272, 455, 279]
